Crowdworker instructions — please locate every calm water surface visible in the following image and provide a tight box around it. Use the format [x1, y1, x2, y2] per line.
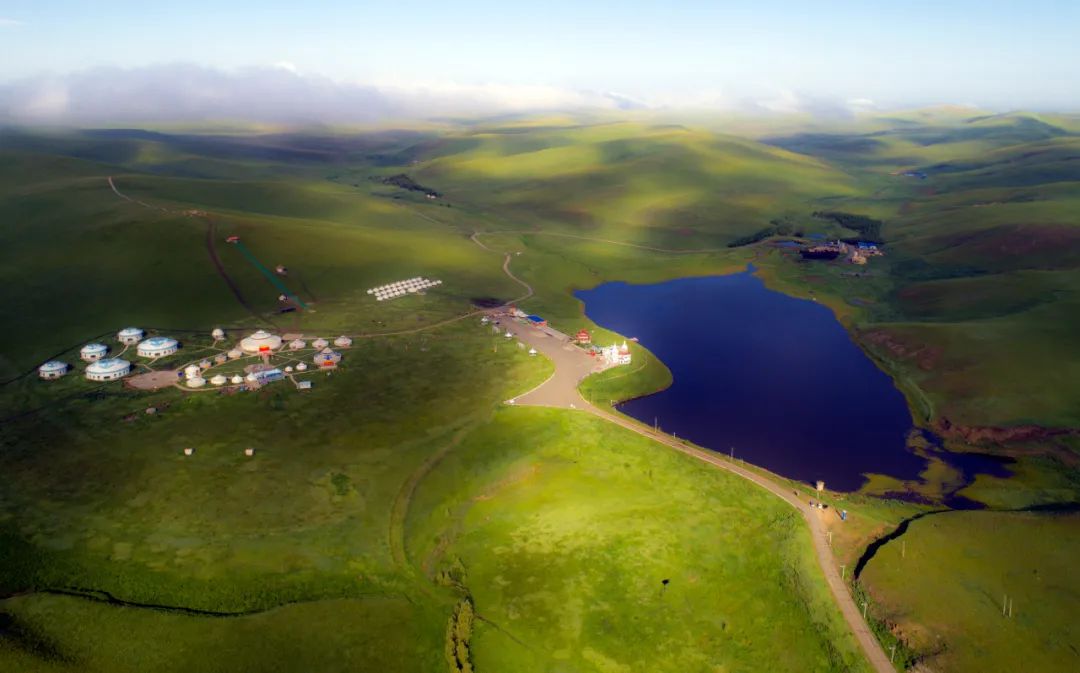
[577, 270, 928, 490]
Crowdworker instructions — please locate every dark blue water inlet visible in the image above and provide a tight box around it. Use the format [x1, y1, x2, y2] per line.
[576, 270, 926, 491]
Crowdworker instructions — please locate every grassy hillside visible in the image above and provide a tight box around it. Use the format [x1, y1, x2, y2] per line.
[760, 113, 1080, 436]
[0, 126, 886, 672]
[861, 510, 1080, 673]
[412, 121, 861, 249]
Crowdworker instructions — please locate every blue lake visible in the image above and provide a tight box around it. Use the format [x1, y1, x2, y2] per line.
[577, 270, 937, 491]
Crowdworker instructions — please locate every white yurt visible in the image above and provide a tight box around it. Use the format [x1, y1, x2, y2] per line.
[184, 365, 202, 380]
[211, 328, 226, 340]
[284, 365, 294, 373]
[240, 330, 282, 354]
[296, 362, 308, 372]
[117, 327, 144, 345]
[504, 331, 513, 339]
[334, 335, 352, 348]
[85, 358, 131, 381]
[137, 337, 179, 358]
[38, 361, 69, 380]
[311, 338, 329, 350]
[210, 374, 228, 386]
[289, 339, 306, 350]
[313, 348, 341, 368]
[231, 374, 244, 384]
[529, 348, 538, 356]
[227, 349, 243, 360]
[80, 343, 108, 362]
[198, 359, 211, 369]
[214, 353, 228, 365]
[245, 372, 259, 383]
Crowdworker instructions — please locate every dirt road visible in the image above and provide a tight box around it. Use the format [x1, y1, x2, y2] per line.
[502, 317, 895, 673]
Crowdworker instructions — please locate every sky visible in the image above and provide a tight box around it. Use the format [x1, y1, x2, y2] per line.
[1, 0, 1078, 122]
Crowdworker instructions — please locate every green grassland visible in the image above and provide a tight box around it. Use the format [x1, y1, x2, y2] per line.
[0, 123, 897, 672]
[861, 510, 1080, 673]
[2, 111, 1079, 672]
[406, 408, 873, 673]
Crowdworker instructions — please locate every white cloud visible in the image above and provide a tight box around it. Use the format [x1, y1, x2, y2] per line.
[0, 18, 23, 27]
[0, 63, 882, 124]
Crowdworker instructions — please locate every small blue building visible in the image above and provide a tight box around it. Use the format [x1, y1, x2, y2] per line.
[527, 315, 547, 327]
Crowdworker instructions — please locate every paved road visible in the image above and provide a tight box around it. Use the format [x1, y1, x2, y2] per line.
[501, 319, 895, 673]
[498, 317, 599, 408]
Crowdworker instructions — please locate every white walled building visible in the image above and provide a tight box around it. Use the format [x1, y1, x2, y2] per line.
[240, 330, 283, 354]
[601, 341, 632, 366]
[85, 358, 131, 381]
[38, 361, 69, 380]
[117, 327, 144, 345]
[80, 343, 108, 362]
[137, 337, 179, 358]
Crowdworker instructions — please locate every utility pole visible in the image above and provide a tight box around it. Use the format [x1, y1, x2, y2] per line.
[890, 644, 896, 663]
[730, 447, 734, 460]
[1002, 594, 1008, 617]
[840, 564, 846, 580]
[827, 530, 833, 546]
[901, 540, 906, 559]
[1009, 598, 1013, 618]
[862, 601, 868, 619]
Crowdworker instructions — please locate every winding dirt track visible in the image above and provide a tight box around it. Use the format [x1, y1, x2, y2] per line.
[106, 183, 890, 669]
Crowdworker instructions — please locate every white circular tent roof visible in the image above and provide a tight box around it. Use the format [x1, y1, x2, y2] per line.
[39, 360, 68, 373]
[81, 343, 108, 355]
[118, 327, 143, 338]
[138, 336, 178, 351]
[240, 330, 283, 353]
[86, 358, 130, 375]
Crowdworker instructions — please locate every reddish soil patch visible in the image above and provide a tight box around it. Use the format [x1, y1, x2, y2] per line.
[931, 223, 1080, 270]
[860, 329, 942, 372]
[934, 416, 1080, 447]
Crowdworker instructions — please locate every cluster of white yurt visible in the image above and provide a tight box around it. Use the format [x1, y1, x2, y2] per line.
[85, 358, 131, 382]
[334, 335, 352, 348]
[117, 327, 144, 345]
[80, 343, 108, 362]
[240, 330, 282, 354]
[368, 277, 442, 301]
[137, 336, 179, 358]
[38, 361, 69, 380]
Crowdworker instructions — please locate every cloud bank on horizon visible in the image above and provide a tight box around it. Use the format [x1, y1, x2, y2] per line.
[0, 64, 920, 125]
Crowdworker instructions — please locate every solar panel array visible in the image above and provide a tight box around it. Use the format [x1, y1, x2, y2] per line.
[367, 277, 442, 301]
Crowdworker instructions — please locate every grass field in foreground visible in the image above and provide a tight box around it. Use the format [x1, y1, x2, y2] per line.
[861, 510, 1080, 673]
[0, 595, 443, 673]
[406, 408, 874, 673]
